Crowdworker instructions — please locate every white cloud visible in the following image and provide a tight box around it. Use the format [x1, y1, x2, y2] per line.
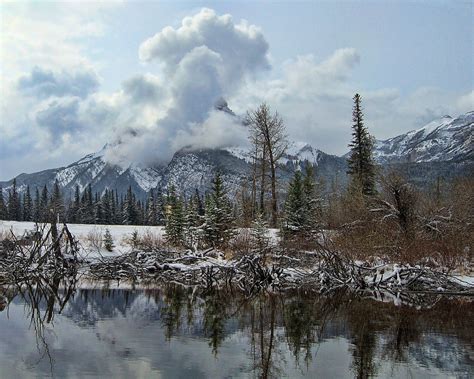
[102, 8, 270, 167]
[0, 6, 472, 180]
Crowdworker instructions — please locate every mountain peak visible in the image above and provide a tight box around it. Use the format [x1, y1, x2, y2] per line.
[214, 97, 235, 116]
[374, 110, 473, 164]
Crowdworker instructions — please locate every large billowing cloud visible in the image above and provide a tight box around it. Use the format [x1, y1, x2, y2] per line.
[18, 67, 99, 99]
[1, 5, 472, 180]
[139, 8, 270, 84]
[103, 8, 270, 167]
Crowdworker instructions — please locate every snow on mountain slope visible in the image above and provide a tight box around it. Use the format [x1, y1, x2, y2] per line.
[225, 141, 322, 166]
[1, 111, 472, 199]
[374, 111, 473, 164]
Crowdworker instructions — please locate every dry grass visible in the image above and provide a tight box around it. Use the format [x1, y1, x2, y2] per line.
[331, 175, 473, 269]
[122, 229, 166, 252]
[85, 227, 103, 252]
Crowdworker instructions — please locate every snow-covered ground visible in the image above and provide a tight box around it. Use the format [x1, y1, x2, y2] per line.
[0, 220, 166, 259]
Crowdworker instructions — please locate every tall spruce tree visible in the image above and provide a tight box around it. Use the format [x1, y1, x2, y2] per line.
[69, 185, 81, 223]
[165, 186, 185, 245]
[50, 180, 63, 222]
[7, 178, 21, 221]
[203, 172, 234, 247]
[23, 185, 33, 221]
[33, 187, 41, 221]
[40, 185, 49, 222]
[123, 186, 138, 225]
[0, 186, 7, 220]
[183, 192, 204, 250]
[283, 169, 305, 237]
[302, 164, 323, 234]
[347, 93, 376, 196]
[146, 189, 157, 225]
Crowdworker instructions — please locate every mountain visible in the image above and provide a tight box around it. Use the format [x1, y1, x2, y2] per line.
[1, 111, 472, 199]
[374, 111, 473, 164]
[0, 141, 346, 200]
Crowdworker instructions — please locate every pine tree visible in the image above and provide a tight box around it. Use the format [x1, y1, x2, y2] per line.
[146, 189, 157, 225]
[283, 169, 305, 237]
[155, 188, 166, 225]
[0, 186, 7, 220]
[347, 93, 376, 196]
[250, 212, 270, 256]
[69, 185, 81, 223]
[50, 180, 63, 222]
[122, 186, 138, 225]
[103, 228, 115, 252]
[7, 179, 21, 221]
[165, 186, 185, 245]
[183, 193, 204, 251]
[40, 185, 49, 222]
[302, 164, 322, 235]
[203, 172, 235, 248]
[33, 187, 41, 221]
[23, 185, 33, 221]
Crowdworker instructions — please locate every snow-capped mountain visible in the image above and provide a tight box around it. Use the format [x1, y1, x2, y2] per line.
[1, 111, 472, 198]
[374, 111, 473, 164]
[0, 140, 345, 200]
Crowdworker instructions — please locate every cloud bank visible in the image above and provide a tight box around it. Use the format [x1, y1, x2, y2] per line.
[0, 5, 472, 180]
[103, 8, 270, 166]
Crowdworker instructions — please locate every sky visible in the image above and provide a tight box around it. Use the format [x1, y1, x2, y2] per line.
[0, 0, 473, 180]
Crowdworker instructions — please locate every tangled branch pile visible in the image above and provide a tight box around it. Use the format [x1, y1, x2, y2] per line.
[0, 223, 79, 284]
[86, 242, 472, 296]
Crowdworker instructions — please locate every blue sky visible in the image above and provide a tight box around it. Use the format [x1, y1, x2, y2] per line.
[1, 0, 473, 180]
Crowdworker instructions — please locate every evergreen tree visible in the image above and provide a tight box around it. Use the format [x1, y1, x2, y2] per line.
[183, 193, 204, 251]
[123, 186, 138, 225]
[103, 189, 113, 224]
[40, 185, 49, 222]
[0, 187, 7, 220]
[23, 185, 33, 221]
[146, 189, 158, 225]
[33, 187, 41, 221]
[194, 189, 205, 216]
[7, 178, 21, 221]
[250, 212, 270, 256]
[155, 188, 166, 225]
[136, 199, 144, 225]
[283, 169, 305, 237]
[165, 186, 185, 245]
[302, 164, 322, 235]
[85, 184, 95, 223]
[203, 172, 235, 247]
[103, 228, 115, 252]
[347, 93, 376, 196]
[69, 185, 80, 223]
[50, 180, 63, 222]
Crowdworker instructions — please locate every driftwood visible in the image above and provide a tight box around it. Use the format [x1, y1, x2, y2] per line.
[86, 244, 473, 296]
[1, 224, 472, 296]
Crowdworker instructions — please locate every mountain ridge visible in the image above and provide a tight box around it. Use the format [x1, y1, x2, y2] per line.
[1, 111, 472, 198]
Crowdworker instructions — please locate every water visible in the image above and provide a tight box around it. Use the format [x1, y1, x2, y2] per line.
[0, 281, 472, 378]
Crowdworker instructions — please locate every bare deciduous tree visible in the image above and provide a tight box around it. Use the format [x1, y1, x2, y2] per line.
[246, 103, 288, 227]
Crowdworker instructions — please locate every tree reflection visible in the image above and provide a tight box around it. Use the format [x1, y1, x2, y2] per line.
[246, 294, 283, 379]
[1, 281, 472, 378]
[161, 285, 186, 340]
[5, 275, 77, 374]
[203, 289, 228, 355]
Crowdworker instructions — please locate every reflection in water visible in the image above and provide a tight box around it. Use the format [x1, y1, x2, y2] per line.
[0, 282, 472, 378]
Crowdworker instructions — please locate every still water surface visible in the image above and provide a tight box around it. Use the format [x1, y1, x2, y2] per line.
[0, 282, 472, 378]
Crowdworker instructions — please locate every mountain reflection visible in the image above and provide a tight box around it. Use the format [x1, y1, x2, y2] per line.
[0, 282, 472, 378]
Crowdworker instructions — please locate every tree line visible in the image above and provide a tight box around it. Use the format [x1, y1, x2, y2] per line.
[0, 94, 386, 247]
